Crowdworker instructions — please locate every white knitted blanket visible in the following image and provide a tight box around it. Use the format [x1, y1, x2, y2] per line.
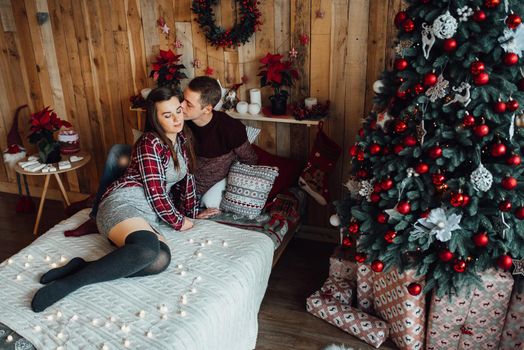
[0, 209, 274, 350]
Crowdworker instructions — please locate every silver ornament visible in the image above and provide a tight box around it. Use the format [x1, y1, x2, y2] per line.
[421, 23, 435, 59]
[425, 74, 449, 102]
[432, 11, 458, 39]
[470, 162, 493, 192]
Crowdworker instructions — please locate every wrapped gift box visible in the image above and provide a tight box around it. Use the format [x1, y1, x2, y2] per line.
[320, 276, 355, 305]
[306, 290, 389, 348]
[329, 246, 357, 281]
[356, 263, 376, 314]
[498, 280, 524, 350]
[426, 269, 513, 350]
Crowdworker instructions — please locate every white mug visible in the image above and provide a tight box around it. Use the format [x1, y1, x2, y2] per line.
[236, 101, 249, 114]
[248, 103, 261, 115]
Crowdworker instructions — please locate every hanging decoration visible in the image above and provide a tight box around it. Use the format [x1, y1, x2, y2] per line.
[513, 258, 524, 276]
[456, 6, 473, 22]
[431, 11, 458, 39]
[416, 120, 427, 145]
[343, 177, 361, 199]
[493, 213, 511, 239]
[299, 34, 310, 45]
[425, 74, 449, 102]
[510, 113, 516, 140]
[204, 66, 214, 76]
[358, 179, 374, 202]
[191, 58, 202, 69]
[421, 23, 435, 59]
[395, 39, 414, 57]
[410, 208, 462, 243]
[443, 82, 471, 107]
[157, 17, 170, 39]
[289, 47, 298, 59]
[470, 162, 493, 192]
[173, 39, 183, 49]
[191, 0, 262, 48]
[498, 24, 524, 57]
[376, 111, 393, 129]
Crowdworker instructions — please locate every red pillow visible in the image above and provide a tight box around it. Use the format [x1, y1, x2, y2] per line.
[252, 145, 302, 200]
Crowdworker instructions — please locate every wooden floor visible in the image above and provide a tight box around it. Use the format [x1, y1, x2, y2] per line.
[0, 192, 396, 350]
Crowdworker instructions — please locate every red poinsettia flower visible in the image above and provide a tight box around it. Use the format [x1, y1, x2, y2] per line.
[258, 52, 299, 96]
[149, 49, 188, 90]
[28, 106, 72, 146]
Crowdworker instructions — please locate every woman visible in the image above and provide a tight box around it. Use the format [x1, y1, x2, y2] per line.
[31, 87, 215, 312]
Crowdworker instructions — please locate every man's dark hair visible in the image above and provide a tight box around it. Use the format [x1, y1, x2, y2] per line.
[187, 76, 222, 109]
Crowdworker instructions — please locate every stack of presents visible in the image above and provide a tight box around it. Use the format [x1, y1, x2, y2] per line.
[306, 246, 524, 349]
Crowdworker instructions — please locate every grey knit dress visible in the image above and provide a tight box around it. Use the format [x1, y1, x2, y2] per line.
[96, 144, 187, 237]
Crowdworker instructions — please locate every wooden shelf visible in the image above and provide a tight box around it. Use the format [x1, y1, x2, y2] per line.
[130, 107, 322, 126]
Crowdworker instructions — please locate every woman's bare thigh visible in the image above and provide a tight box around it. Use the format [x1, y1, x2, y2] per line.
[107, 217, 166, 247]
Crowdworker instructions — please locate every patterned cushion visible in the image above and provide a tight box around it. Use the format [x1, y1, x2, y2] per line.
[221, 162, 279, 218]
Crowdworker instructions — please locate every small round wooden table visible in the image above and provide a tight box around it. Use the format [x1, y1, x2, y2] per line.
[14, 152, 91, 236]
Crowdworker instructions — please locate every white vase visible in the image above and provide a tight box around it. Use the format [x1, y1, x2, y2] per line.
[248, 103, 261, 115]
[236, 101, 248, 114]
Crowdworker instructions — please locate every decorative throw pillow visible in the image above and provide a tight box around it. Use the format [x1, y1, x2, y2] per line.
[220, 162, 279, 218]
[246, 126, 261, 144]
[201, 178, 227, 208]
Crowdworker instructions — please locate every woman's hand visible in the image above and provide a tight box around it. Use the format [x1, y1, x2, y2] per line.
[180, 217, 194, 231]
[196, 208, 221, 219]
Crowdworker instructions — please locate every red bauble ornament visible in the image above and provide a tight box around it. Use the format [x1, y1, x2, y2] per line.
[429, 145, 443, 159]
[504, 52, 519, 66]
[491, 142, 506, 157]
[473, 231, 489, 247]
[357, 150, 365, 161]
[381, 178, 394, 191]
[438, 249, 454, 262]
[394, 11, 408, 27]
[357, 169, 369, 179]
[506, 98, 519, 112]
[396, 88, 408, 99]
[349, 144, 359, 156]
[499, 200, 512, 212]
[493, 100, 507, 114]
[507, 154, 521, 166]
[404, 135, 418, 147]
[453, 259, 467, 273]
[394, 144, 404, 154]
[373, 183, 383, 193]
[413, 83, 425, 95]
[370, 192, 381, 203]
[415, 162, 429, 174]
[369, 143, 381, 155]
[419, 210, 430, 218]
[473, 9, 487, 22]
[474, 72, 490, 85]
[497, 254, 513, 270]
[371, 260, 384, 272]
[358, 128, 365, 138]
[432, 173, 445, 186]
[384, 230, 397, 243]
[355, 253, 367, 263]
[342, 237, 352, 247]
[463, 114, 475, 127]
[514, 206, 524, 220]
[461, 194, 470, 207]
[407, 282, 422, 296]
[395, 58, 409, 71]
[474, 124, 489, 137]
[506, 13, 522, 30]
[377, 213, 388, 224]
[348, 222, 360, 234]
[402, 18, 415, 32]
[424, 72, 438, 86]
[395, 120, 407, 133]
[484, 0, 500, 8]
[397, 201, 411, 215]
[450, 192, 465, 207]
[443, 38, 457, 52]
[502, 176, 517, 190]
[470, 61, 485, 75]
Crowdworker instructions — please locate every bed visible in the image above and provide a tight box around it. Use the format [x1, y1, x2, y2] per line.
[0, 189, 304, 350]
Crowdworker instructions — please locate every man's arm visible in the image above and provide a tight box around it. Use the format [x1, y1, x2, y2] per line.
[233, 141, 257, 165]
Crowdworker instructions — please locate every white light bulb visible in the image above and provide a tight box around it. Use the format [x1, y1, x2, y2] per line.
[24, 262, 30, 268]
[47, 315, 54, 321]
[191, 288, 197, 294]
[27, 254, 33, 260]
[105, 322, 111, 328]
[179, 310, 187, 317]
[57, 346, 64, 350]
[161, 314, 168, 320]
[109, 316, 116, 322]
[7, 258, 13, 264]
[34, 325, 41, 332]
[189, 238, 194, 243]
[71, 314, 79, 321]
[138, 310, 145, 318]
[124, 339, 130, 348]
[16, 275, 22, 280]
[200, 242, 205, 247]
[60, 256, 67, 262]
[51, 263, 57, 268]
[206, 240, 212, 245]
[44, 256, 51, 262]
[57, 332, 64, 339]
[177, 264, 183, 269]
[6, 335, 13, 342]
[101, 344, 109, 350]
[91, 319, 98, 325]
[222, 241, 228, 247]
[146, 331, 153, 338]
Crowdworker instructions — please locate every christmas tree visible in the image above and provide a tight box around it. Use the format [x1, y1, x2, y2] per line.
[337, 0, 524, 296]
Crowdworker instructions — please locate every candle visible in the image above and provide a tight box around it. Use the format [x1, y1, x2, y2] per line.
[305, 97, 317, 110]
[249, 89, 262, 107]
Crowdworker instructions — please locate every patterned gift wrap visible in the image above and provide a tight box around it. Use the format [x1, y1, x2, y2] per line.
[329, 246, 357, 281]
[306, 290, 389, 348]
[356, 263, 376, 314]
[498, 280, 524, 350]
[426, 269, 514, 350]
[320, 276, 355, 305]
[372, 268, 426, 350]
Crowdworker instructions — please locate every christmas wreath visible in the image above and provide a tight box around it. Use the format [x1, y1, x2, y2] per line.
[191, 0, 262, 48]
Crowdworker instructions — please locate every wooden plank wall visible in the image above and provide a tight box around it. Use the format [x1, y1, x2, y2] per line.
[0, 0, 405, 230]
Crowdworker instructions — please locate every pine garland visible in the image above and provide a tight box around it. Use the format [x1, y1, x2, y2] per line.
[191, 0, 262, 49]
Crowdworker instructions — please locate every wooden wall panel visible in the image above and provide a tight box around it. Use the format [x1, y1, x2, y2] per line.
[0, 0, 403, 232]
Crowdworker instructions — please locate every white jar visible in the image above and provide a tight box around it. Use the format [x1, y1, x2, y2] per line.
[248, 103, 261, 115]
[236, 101, 248, 114]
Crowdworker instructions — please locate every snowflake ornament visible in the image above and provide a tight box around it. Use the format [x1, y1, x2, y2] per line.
[359, 180, 374, 202]
[432, 11, 458, 39]
[425, 74, 449, 102]
[411, 208, 462, 243]
[395, 40, 414, 57]
[499, 24, 524, 57]
[456, 6, 473, 22]
[289, 47, 298, 59]
[470, 162, 493, 192]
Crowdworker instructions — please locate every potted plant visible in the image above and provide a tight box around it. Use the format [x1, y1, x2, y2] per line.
[149, 49, 188, 94]
[28, 106, 71, 163]
[258, 53, 299, 115]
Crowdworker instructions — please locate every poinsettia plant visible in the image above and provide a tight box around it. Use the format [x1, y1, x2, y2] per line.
[258, 53, 299, 98]
[28, 106, 71, 163]
[149, 49, 187, 92]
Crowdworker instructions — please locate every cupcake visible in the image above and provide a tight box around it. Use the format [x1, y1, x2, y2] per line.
[58, 128, 80, 154]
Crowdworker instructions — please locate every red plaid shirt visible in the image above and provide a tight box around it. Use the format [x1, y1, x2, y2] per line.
[102, 132, 198, 230]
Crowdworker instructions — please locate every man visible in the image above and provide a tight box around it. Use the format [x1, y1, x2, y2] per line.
[65, 77, 257, 236]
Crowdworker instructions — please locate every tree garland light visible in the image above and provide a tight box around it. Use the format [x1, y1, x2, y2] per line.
[191, 0, 262, 48]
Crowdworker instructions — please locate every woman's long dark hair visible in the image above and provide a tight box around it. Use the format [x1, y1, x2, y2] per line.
[145, 87, 196, 173]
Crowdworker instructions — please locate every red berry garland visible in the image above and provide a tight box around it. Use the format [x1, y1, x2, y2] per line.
[191, 0, 262, 48]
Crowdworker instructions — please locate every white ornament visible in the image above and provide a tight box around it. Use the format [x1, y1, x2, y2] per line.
[499, 24, 524, 57]
[373, 80, 385, 94]
[470, 163, 493, 192]
[411, 208, 462, 242]
[359, 180, 374, 202]
[432, 11, 458, 39]
[425, 74, 449, 102]
[510, 113, 516, 141]
[376, 111, 393, 129]
[421, 23, 436, 59]
[444, 82, 471, 107]
[329, 214, 341, 227]
[457, 6, 473, 22]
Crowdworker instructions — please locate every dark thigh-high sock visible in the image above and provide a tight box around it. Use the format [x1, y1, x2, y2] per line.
[31, 230, 161, 312]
